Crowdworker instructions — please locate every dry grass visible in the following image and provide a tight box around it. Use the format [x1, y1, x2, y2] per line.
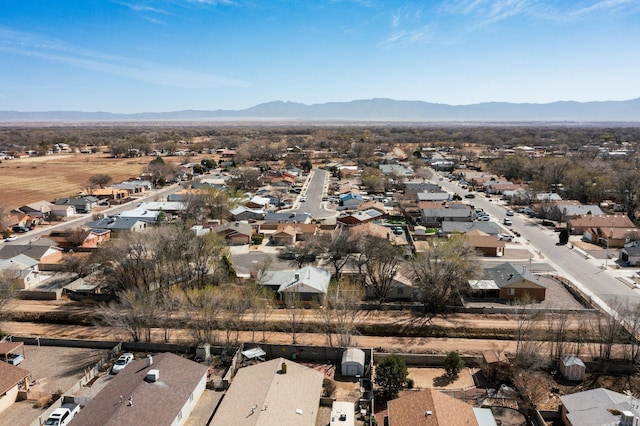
[0, 153, 206, 210]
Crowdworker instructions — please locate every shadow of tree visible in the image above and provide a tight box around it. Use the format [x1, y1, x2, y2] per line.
[432, 373, 457, 387]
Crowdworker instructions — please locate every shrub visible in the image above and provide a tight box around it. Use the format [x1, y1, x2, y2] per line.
[444, 351, 465, 377]
[322, 378, 336, 397]
[375, 354, 408, 398]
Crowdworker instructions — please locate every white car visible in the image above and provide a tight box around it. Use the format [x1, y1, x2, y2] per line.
[4, 235, 18, 242]
[503, 218, 512, 226]
[111, 353, 134, 374]
[477, 215, 490, 221]
[300, 195, 307, 202]
[506, 210, 515, 216]
[497, 233, 514, 242]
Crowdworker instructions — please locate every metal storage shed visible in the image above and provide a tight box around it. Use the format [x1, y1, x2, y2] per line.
[341, 348, 365, 377]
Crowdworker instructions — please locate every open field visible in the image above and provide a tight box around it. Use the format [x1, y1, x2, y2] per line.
[0, 153, 209, 210]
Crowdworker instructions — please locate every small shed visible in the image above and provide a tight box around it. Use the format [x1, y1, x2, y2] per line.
[559, 355, 585, 381]
[341, 348, 365, 377]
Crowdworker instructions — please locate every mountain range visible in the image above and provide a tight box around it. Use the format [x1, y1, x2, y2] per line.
[1, 98, 639, 122]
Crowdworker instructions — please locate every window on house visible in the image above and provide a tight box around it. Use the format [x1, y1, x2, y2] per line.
[507, 289, 515, 296]
[397, 288, 404, 295]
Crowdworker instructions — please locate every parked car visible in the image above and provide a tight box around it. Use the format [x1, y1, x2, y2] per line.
[503, 218, 512, 226]
[300, 195, 307, 202]
[4, 353, 24, 365]
[497, 233, 514, 241]
[12, 226, 29, 233]
[477, 215, 490, 221]
[4, 235, 18, 242]
[506, 210, 515, 216]
[44, 403, 80, 426]
[111, 353, 134, 374]
[464, 193, 475, 199]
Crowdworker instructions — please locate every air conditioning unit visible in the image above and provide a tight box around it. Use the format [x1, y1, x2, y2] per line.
[146, 369, 160, 382]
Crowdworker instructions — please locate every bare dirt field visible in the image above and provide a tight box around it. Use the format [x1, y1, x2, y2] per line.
[407, 367, 475, 389]
[0, 153, 210, 210]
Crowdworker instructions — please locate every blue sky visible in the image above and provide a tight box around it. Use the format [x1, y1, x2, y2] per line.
[1, 0, 639, 113]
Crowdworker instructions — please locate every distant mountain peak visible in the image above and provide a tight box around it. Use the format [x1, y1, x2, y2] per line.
[1, 98, 639, 122]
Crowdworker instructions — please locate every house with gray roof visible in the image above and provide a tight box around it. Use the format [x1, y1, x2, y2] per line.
[420, 205, 473, 227]
[441, 220, 501, 236]
[111, 180, 153, 194]
[263, 212, 312, 226]
[379, 164, 413, 177]
[72, 352, 208, 426]
[211, 221, 254, 245]
[260, 266, 331, 301]
[230, 206, 266, 221]
[469, 263, 546, 301]
[404, 182, 442, 195]
[117, 208, 161, 223]
[560, 387, 640, 426]
[416, 192, 450, 202]
[0, 254, 42, 289]
[86, 216, 149, 233]
[0, 238, 63, 265]
[54, 195, 99, 214]
[211, 358, 324, 426]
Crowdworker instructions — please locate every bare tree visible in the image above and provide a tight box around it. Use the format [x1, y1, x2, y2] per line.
[282, 292, 307, 344]
[99, 287, 160, 342]
[316, 227, 354, 280]
[546, 311, 571, 360]
[319, 277, 363, 347]
[0, 269, 18, 320]
[407, 235, 479, 318]
[88, 173, 112, 189]
[353, 236, 403, 302]
[513, 296, 546, 369]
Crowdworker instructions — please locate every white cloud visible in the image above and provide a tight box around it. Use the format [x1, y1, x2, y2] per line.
[0, 27, 248, 89]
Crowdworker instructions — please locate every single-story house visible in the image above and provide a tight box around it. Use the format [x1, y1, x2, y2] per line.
[404, 182, 442, 195]
[50, 205, 76, 218]
[339, 193, 364, 210]
[211, 221, 254, 245]
[619, 241, 640, 266]
[337, 209, 384, 226]
[421, 204, 473, 227]
[465, 230, 505, 257]
[381, 388, 496, 426]
[47, 227, 111, 250]
[17, 201, 55, 219]
[441, 221, 501, 236]
[211, 358, 324, 426]
[118, 208, 162, 223]
[584, 226, 639, 248]
[111, 180, 153, 194]
[71, 352, 208, 426]
[86, 216, 149, 233]
[559, 388, 639, 426]
[0, 254, 43, 289]
[416, 192, 450, 203]
[230, 206, 266, 221]
[263, 212, 312, 228]
[567, 214, 635, 235]
[349, 222, 396, 242]
[246, 196, 271, 209]
[272, 223, 319, 246]
[92, 188, 129, 200]
[260, 266, 331, 301]
[0, 358, 30, 415]
[54, 195, 99, 214]
[469, 263, 546, 301]
[0, 239, 63, 266]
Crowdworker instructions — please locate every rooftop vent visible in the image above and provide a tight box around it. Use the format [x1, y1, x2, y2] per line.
[146, 369, 160, 382]
[425, 410, 432, 417]
[147, 354, 153, 367]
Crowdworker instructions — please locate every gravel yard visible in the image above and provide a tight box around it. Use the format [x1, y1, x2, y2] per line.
[1, 345, 109, 426]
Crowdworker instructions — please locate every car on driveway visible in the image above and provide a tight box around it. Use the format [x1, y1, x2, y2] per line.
[4, 235, 18, 242]
[111, 353, 134, 374]
[477, 215, 490, 221]
[497, 233, 514, 242]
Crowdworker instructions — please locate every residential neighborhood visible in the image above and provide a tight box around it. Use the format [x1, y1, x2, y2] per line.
[1, 126, 640, 426]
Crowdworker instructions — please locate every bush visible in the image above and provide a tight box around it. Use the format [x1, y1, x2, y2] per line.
[406, 378, 415, 389]
[322, 378, 336, 397]
[444, 351, 465, 377]
[375, 354, 408, 398]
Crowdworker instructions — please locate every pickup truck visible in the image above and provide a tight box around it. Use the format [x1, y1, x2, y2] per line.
[44, 403, 80, 426]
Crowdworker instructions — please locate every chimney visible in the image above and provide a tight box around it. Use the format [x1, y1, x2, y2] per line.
[281, 362, 287, 374]
[146, 354, 153, 367]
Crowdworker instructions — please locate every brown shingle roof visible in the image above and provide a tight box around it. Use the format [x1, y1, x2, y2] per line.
[387, 389, 478, 426]
[0, 361, 29, 395]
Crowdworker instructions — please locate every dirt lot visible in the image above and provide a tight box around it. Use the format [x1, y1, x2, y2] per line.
[0, 153, 210, 210]
[1, 345, 110, 426]
[407, 367, 475, 389]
